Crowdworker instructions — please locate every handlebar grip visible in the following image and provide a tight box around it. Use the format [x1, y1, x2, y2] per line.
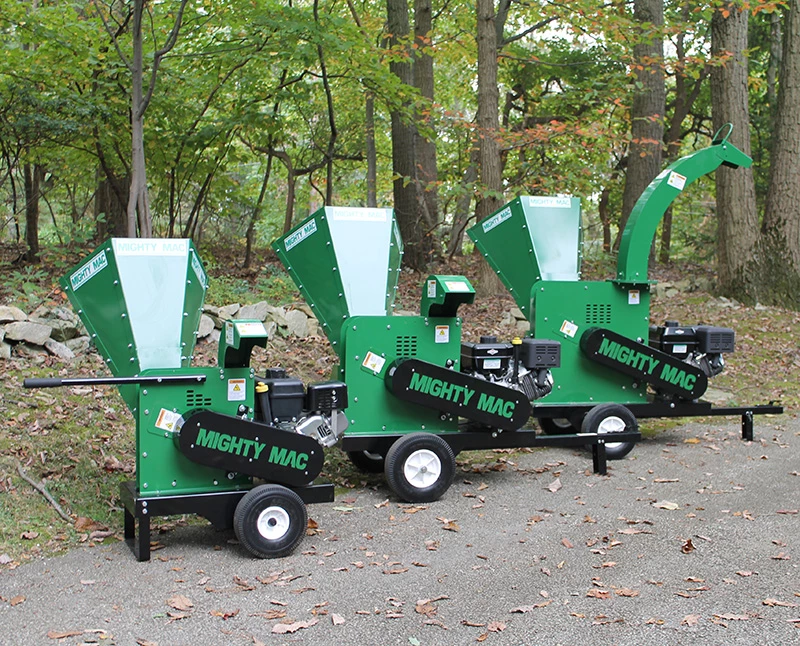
[23, 378, 64, 388]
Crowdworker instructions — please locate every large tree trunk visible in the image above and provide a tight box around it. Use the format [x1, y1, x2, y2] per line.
[127, 0, 152, 237]
[616, 0, 665, 252]
[711, 1, 759, 302]
[759, 0, 800, 307]
[386, 0, 430, 270]
[413, 0, 439, 243]
[95, 173, 129, 240]
[475, 0, 505, 294]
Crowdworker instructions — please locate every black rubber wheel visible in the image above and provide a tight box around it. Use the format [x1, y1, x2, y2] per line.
[581, 404, 638, 460]
[234, 484, 308, 558]
[538, 417, 580, 435]
[384, 433, 456, 503]
[347, 450, 386, 473]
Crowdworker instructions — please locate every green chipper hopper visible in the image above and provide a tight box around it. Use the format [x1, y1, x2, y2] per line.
[274, 207, 638, 504]
[468, 126, 781, 459]
[24, 239, 349, 561]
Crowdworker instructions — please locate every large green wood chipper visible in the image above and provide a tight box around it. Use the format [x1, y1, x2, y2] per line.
[273, 207, 640, 504]
[24, 239, 348, 560]
[467, 127, 782, 458]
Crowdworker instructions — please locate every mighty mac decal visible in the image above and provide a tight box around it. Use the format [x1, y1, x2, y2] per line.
[178, 411, 323, 487]
[581, 327, 707, 399]
[385, 358, 532, 431]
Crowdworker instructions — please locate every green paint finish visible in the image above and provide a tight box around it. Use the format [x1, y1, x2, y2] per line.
[420, 274, 475, 318]
[341, 315, 462, 436]
[531, 281, 651, 406]
[272, 207, 401, 355]
[407, 372, 477, 407]
[135, 366, 253, 497]
[616, 130, 752, 284]
[467, 196, 582, 319]
[59, 239, 207, 412]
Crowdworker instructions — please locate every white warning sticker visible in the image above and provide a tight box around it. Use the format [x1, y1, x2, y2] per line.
[235, 321, 267, 337]
[362, 351, 386, 374]
[667, 171, 687, 191]
[427, 279, 437, 298]
[560, 320, 579, 338]
[628, 289, 640, 305]
[228, 378, 246, 401]
[155, 408, 182, 433]
[444, 280, 471, 292]
[435, 325, 450, 344]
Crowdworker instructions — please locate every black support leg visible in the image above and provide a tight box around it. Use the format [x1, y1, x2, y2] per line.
[742, 410, 754, 442]
[592, 443, 608, 475]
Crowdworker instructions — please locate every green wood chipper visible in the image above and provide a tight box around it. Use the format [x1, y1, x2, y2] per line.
[467, 126, 781, 458]
[24, 239, 349, 560]
[272, 207, 640, 505]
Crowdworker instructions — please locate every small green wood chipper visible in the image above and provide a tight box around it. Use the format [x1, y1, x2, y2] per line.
[467, 126, 782, 457]
[273, 207, 640, 504]
[24, 239, 348, 560]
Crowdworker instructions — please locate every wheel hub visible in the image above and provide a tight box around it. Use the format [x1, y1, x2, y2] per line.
[404, 449, 441, 489]
[597, 415, 626, 449]
[256, 506, 291, 541]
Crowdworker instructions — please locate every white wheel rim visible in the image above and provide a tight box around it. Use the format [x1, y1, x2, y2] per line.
[256, 506, 291, 541]
[597, 415, 626, 450]
[404, 449, 442, 489]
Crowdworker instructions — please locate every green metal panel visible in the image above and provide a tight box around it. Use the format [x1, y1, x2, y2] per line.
[135, 366, 253, 497]
[60, 239, 207, 412]
[467, 196, 582, 319]
[272, 207, 402, 355]
[531, 281, 651, 406]
[340, 315, 462, 436]
[616, 131, 752, 284]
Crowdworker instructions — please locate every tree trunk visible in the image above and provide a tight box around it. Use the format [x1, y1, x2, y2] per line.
[759, 0, 800, 307]
[95, 172, 129, 240]
[711, 1, 759, 302]
[366, 94, 377, 208]
[244, 155, 274, 269]
[23, 162, 41, 263]
[387, 0, 430, 270]
[616, 0, 665, 252]
[475, 0, 505, 294]
[127, 0, 152, 237]
[413, 0, 439, 243]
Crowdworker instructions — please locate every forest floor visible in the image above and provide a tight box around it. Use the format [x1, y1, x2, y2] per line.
[0, 241, 797, 570]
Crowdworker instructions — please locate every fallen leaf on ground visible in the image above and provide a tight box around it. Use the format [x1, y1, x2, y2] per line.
[47, 631, 82, 640]
[167, 595, 193, 611]
[586, 589, 611, 599]
[547, 478, 562, 493]
[272, 618, 318, 634]
[763, 598, 797, 607]
[653, 501, 679, 510]
[510, 601, 551, 612]
[561, 537, 574, 549]
[681, 614, 701, 626]
[615, 588, 639, 597]
[331, 613, 345, 625]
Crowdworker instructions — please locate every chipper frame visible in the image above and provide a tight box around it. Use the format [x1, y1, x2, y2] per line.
[24, 239, 348, 560]
[273, 207, 640, 504]
[467, 126, 782, 458]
